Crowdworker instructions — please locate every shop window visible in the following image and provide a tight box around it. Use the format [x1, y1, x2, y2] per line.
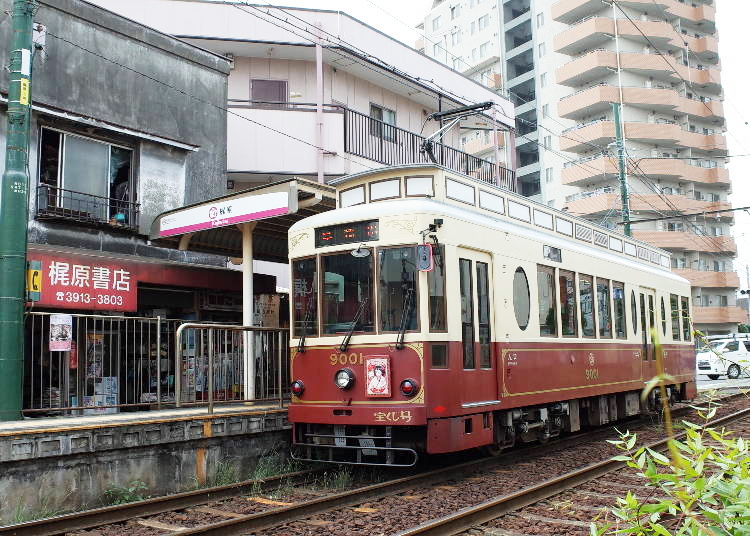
[321, 253, 374, 335]
[559, 270, 577, 337]
[251, 79, 287, 108]
[378, 246, 418, 332]
[476, 262, 491, 368]
[538, 265, 557, 337]
[370, 104, 397, 142]
[38, 127, 136, 229]
[613, 282, 626, 339]
[597, 278, 612, 338]
[513, 267, 530, 330]
[292, 257, 318, 338]
[681, 296, 691, 341]
[428, 246, 447, 331]
[579, 274, 595, 338]
[670, 294, 680, 340]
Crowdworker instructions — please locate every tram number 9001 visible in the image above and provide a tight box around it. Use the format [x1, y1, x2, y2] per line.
[329, 352, 364, 366]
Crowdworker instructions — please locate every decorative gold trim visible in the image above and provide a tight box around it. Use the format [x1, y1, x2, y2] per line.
[289, 232, 309, 252]
[386, 218, 417, 233]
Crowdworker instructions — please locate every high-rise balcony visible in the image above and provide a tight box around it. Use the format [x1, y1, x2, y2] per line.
[559, 120, 727, 154]
[558, 84, 724, 122]
[556, 51, 721, 92]
[632, 231, 736, 253]
[463, 132, 505, 156]
[674, 269, 740, 289]
[692, 306, 747, 325]
[552, 0, 715, 28]
[564, 192, 731, 217]
[561, 155, 730, 186]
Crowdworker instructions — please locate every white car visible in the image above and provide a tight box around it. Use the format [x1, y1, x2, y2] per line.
[696, 337, 750, 380]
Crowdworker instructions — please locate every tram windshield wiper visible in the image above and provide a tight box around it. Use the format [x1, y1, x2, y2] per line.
[297, 299, 314, 354]
[339, 297, 369, 352]
[395, 288, 414, 350]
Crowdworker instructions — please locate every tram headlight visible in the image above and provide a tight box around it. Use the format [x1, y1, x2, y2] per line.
[334, 369, 355, 390]
[400, 378, 419, 397]
[291, 380, 305, 397]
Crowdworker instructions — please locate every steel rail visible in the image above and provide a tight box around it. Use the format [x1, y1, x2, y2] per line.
[394, 405, 750, 536]
[0, 469, 320, 536]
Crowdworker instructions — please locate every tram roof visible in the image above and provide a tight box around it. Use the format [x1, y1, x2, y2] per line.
[149, 178, 336, 262]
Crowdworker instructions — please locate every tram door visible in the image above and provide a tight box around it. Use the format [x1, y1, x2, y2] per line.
[456, 249, 495, 404]
[639, 287, 657, 372]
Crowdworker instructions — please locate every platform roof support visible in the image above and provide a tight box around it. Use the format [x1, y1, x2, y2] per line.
[240, 222, 256, 400]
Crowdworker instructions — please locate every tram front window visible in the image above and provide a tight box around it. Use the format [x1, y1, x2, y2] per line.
[322, 253, 374, 334]
[379, 246, 418, 332]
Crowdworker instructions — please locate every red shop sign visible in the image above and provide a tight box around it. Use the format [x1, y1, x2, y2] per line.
[33, 257, 137, 312]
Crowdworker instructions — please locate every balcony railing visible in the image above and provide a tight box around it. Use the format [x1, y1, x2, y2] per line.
[344, 108, 517, 192]
[36, 185, 140, 232]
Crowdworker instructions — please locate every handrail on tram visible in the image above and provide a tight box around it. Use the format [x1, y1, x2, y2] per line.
[174, 323, 290, 414]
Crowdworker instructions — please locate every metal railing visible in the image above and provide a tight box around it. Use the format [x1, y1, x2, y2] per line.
[36, 185, 140, 232]
[174, 323, 290, 414]
[23, 312, 181, 415]
[344, 108, 517, 192]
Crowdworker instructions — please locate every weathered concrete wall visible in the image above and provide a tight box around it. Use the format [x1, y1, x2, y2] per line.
[0, 411, 290, 522]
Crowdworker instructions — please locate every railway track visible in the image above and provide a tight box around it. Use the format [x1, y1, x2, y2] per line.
[2, 393, 745, 536]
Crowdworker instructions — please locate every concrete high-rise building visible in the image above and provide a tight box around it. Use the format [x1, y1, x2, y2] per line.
[421, 0, 744, 334]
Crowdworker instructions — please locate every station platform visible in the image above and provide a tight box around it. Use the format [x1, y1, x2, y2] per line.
[0, 404, 290, 522]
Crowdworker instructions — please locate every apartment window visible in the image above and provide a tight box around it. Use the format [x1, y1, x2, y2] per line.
[451, 5, 460, 19]
[540, 72, 547, 87]
[720, 295, 728, 307]
[251, 79, 287, 108]
[537, 12, 544, 28]
[453, 58, 462, 70]
[478, 14, 489, 30]
[666, 222, 684, 232]
[471, 21, 476, 34]
[542, 104, 549, 117]
[451, 31, 461, 46]
[711, 225, 723, 236]
[370, 104, 397, 142]
[671, 257, 687, 269]
[472, 48, 477, 61]
[38, 127, 135, 226]
[480, 42, 489, 58]
[433, 42, 442, 57]
[538, 42, 546, 58]
[543, 135, 552, 149]
[432, 16, 441, 30]
[545, 167, 553, 183]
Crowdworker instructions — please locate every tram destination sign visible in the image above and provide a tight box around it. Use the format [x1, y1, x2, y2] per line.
[315, 220, 379, 247]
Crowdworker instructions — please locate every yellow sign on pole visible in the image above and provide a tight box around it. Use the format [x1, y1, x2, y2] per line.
[19, 78, 29, 106]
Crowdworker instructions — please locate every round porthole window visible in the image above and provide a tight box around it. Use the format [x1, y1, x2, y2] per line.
[513, 267, 530, 330]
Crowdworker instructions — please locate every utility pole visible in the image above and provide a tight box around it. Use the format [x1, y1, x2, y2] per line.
[612, 102, 631, 237]
[0, 0, 36, 421]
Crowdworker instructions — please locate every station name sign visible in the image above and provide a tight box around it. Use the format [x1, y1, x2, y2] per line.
[159, 191, 290, 237]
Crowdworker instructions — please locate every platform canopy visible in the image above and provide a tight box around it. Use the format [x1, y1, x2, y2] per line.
[149, 178, 336, 262]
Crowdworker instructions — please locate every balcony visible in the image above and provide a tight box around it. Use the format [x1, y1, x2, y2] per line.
[564, 192, 731, 217]
[559, 120, 727, 154]
[692, 306, 747, 325]
[36, 185, 140, 232]
[551, 0, 606, 24]
[344, 109, 517, 191]
[558, 84, 724, 122]
[674, 269, 740, 288]
[556, 50, 722, 92]
[463, 132, 505, 156]
[632, 231, 736, 254]
[554, 18, 684, 56]
[561, 155, 730, 186]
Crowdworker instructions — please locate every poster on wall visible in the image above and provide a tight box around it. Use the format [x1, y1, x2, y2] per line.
[365, 356, 391, 397]
[49, 313, 72, 352]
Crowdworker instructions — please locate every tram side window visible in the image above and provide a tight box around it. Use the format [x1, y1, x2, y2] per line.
[640, 293, 648, 361]
[612, 282, 626, 339]
[428, 246, 447, 332]
[559, 270, 577, 337]
[537, 265, 557, 337]
[648, 295, 655, 357]
[378, 246, 418, 332]
[596, 278, 612, 338]
[670, 294, 680, 340]
[321, 253, 374, 334]
[681, 296, 691, 341]
[292, 257, 318, 338]
[476, 262, 492, 368]
[631, 290, 638, 335]
[513, 267, 530, 331]
[579, 274, 595, 338]
[660, 297, 667, 337]
[459, 259, 475, 368]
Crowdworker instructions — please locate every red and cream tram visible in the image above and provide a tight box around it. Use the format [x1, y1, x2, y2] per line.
[287, 164, 695, 466]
